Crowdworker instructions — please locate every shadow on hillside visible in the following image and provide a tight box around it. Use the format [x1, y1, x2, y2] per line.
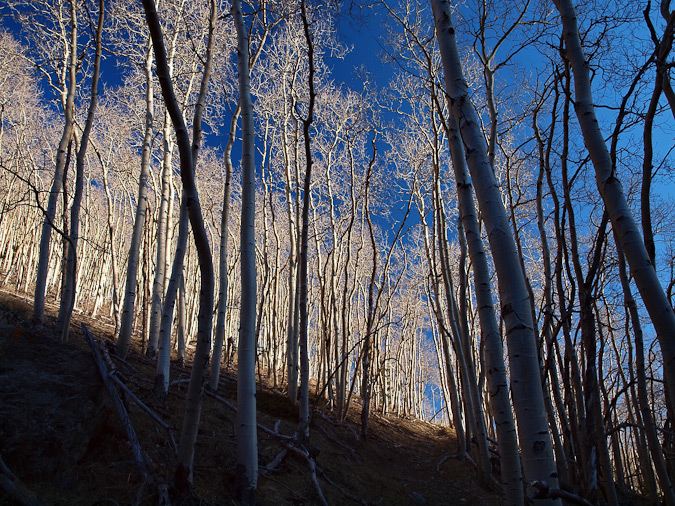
[0, 290, 497, 506]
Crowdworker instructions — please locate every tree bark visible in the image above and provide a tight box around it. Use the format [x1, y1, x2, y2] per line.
[297, 0, 316, 442]
[554, 0, 675, 421]
[33, 0, 77, 324]
[443, 106, 522, 504]
[432, 1, 560, 501]
[154, 0, 216, 399]
[142, 0, 215, 494]
[210, 106, 237, 391]
[56, 0, 104, 342]
[232, 0, 258, 501]
[117, 39, 155, 358]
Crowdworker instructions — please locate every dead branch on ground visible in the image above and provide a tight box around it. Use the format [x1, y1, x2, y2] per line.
[0, 453, 41, 506]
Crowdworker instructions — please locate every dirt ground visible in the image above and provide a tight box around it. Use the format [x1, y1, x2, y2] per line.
[0, 289, 499, 505]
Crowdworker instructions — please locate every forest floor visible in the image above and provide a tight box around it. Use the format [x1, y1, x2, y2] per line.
[0, 289, 499, 506]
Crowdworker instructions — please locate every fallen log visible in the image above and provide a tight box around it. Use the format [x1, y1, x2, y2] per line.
[83, 323, 149, 480]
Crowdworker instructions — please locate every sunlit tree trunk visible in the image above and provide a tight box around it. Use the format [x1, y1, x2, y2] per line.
[142, 0, 215, 494]
[33, 0, 77, 324]
[154, 196, 188, 397]
[555, 0, 675, 417]
[442, 105, 522, 504]
[232, 0, 258, 501]
[100, 147, 121, 336]
[210, 107, 236, 391]
[146, 110, 174, 358]
[211, 16, 272, 386]
[417, 188, 466, 456]
[116, 39, 153, 357]
[56, 0, 104, 341]
[360, 147, 378, 439]
[432, 1, 560, 501]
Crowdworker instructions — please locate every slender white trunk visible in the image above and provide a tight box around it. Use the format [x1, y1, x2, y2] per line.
[210, 106, 237, 391]
[57, 0, 104, 341]
[554, 0, 675, 418]
[155, 196, 189, 397]
[445, 109, 523, 504]
[177, 272, 186, 364]
[432, 1, 560, 501]
[117, 40, 154, 358]
[33, 1, 77, 323]
[101, 157, 121, 335]
[233, 0, 258, 501]
[147, 114, 174, 358]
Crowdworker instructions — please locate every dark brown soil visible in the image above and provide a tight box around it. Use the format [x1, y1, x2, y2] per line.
[0, 290, 499, 506]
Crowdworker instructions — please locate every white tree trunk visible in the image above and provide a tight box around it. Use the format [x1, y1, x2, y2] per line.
[553, 0, 675, 419]
[432, 1, 560, 501]
[210, 106, 237, 391]
[33, 0, 77, 324]
[142, 0, 215, 494]
[116, 40, 154, 358]
[154, 197, 188, 397]
[233, 0, 258, 501]
[146, 114, 174, 358]
[56, 0, 104, 342]
[445, 109, 523, 504]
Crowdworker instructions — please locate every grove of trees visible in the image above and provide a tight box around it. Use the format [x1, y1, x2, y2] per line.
[1, 0, 675, 504]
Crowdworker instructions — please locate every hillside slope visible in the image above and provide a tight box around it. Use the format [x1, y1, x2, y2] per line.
[0, 290, 498, 505]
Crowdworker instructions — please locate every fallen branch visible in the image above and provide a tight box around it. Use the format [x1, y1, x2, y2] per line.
[531, 480, 594, 506]
[0, 453, 41, 506]
[107, 346, 137, 373]
[261, 448, 288, 475]
[314, 423, 358, 460]
[204, 390, 329, 503]
[436, 452, 469, 471]
[204, 389, 237, 412]
[109, 372, 178, 456]
[205, 390, 297, 442]
[83, 323, 149, 480]
[285, 444, 329, 506]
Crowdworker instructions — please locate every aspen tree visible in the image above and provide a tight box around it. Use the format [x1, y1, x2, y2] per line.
[532, 103, 574, 488]
[297, 0, 316, 441]
[155, 0, 216, 399]
[441, 107, 523, 503]
[32, 0, 78, 324]
[142, 0, 215, 493]
[147, 0, 199, 359]
[232, 0, 258, 500]
[56, 0, 104, 342]
[554, 0, 675, 424]
[212, 8, 274, 391]
[432, 1, 560, 501]
[98, 132, 122, 336]
[116, 39, 154, 358]
[210, 138, 233, 390]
